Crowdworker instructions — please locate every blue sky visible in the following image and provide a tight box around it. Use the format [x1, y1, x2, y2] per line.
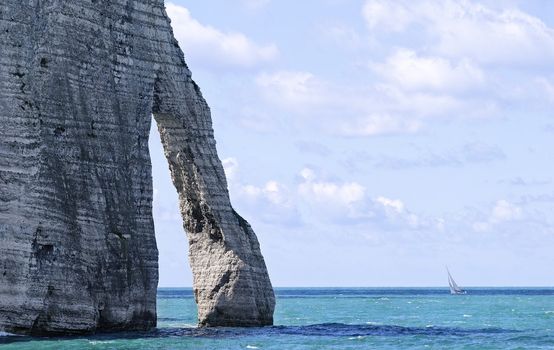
[151, 0, 554, 287]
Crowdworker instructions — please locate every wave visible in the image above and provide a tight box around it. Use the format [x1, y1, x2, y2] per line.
[264, 323, 517, 337]
[0, 323, 521, 345]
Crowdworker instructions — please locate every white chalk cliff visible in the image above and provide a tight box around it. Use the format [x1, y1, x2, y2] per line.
[0, 0, 275, 335]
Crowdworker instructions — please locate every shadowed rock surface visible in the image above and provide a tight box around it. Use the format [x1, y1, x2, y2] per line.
[0, 0, 274, 335]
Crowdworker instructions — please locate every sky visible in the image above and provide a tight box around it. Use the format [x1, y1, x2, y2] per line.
[151, 0, 554, 287]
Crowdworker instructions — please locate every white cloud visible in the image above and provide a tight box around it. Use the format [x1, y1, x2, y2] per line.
[263, 181, 291, 206]
[473, 200, 522, 232]
[298, 168, 366, 206]
[295, 168, 435, 230]
[296, 168, 375, 224]
[372, 50, 485, 92]
[433, 3, 554, 65]
[363, 0, 412, 32]
[373, 196, 425, 229]
[225, 163, 449, 232]
[254, 64, 495, 137]
[223, 158, 300, 227]
[229, 170, 292, 208]
[376, 196, 405, 213]
[362, 0, 554, 65]
[490, 200, 522, 223]
[166, 3, 278, 68]
[254, 69, 458, 136]
[300, 168, 316, 182]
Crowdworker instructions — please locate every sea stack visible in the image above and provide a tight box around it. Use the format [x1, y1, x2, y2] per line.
[0, 0, 275, 335]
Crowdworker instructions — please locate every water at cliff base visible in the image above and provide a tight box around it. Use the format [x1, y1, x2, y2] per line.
[2, 288, 554, 349]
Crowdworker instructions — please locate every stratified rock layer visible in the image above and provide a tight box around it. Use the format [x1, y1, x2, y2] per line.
[0, 0, 274, 334]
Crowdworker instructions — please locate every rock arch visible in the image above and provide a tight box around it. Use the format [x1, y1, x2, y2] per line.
[0, 0, 274, 335]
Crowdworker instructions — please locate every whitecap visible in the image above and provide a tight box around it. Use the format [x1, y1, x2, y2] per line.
[89, 341, 116, 345]
[0, 332, 14, 337]
[463, 314, 472, 318]
[246, 346, 259, 349]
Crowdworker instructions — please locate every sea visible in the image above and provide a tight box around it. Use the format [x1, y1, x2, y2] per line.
[1, 288, 554, 349]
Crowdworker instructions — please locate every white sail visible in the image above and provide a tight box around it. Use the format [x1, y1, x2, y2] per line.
[447, 267, 466, 295]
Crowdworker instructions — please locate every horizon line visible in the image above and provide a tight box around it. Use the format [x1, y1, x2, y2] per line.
[157, 285, 554, 289]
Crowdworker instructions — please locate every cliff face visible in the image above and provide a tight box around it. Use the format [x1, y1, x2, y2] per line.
[0, 0, 275, 335]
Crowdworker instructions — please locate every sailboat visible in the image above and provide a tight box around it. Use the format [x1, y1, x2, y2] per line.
[447, 267, 467, 295]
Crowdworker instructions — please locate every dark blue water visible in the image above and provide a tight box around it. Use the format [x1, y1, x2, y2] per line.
[2, 288, 554, 349]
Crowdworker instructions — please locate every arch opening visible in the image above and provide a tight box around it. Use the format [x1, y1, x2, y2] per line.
[149, 116, 193, 289]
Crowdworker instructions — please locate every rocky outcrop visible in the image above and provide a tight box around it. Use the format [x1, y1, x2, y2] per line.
[0, 0, 274, 335]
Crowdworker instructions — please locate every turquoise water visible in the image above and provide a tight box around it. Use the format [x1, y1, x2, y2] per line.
[2, 288, 554, 349]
